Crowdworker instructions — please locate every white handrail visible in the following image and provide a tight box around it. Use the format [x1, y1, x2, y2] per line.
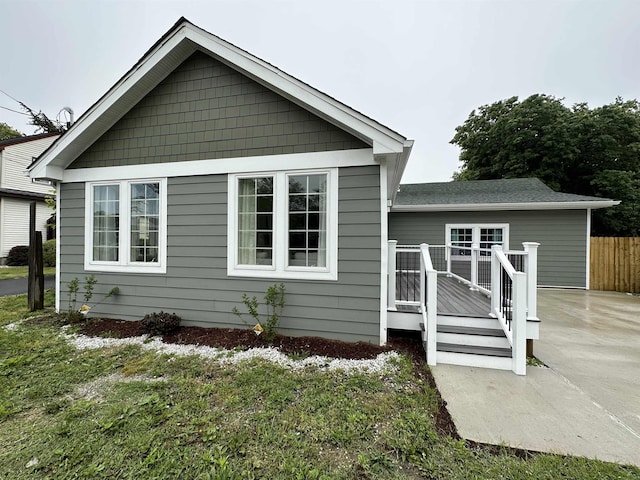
[419, 243, 437, 366]
[490, 244, 527, 375]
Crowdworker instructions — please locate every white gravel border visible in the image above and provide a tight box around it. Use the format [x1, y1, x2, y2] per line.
[61, 330, 400, 375]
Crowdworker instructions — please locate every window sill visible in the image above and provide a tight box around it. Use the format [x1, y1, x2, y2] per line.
[227, 268, 337, 281]
[84, 262, 167, 274]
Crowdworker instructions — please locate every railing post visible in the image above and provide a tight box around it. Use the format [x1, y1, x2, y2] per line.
[490, 244, 502, 316]
[446, 243, 452, 275]
[419, 243, 428, 311]
[522, 242, 540, 321]
[470, 242, 479, 290]
[512, 271, 527, 375]
[387, 240, 397, 311]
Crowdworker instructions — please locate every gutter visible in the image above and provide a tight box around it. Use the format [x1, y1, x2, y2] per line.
[391, 200, 620, 212]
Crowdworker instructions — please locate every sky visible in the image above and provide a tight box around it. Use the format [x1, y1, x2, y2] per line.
[2, 0, 640, 182]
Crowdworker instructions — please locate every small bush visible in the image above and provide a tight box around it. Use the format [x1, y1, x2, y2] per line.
[6, 245, 29, 266]
[43, 239, 56, 267]
[141, 311, 182, 335]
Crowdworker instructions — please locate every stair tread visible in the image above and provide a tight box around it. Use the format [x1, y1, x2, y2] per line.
[437, 342, 512, 358]
[437, 325, 505, 337]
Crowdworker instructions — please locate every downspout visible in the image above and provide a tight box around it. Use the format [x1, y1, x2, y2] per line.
[55, 181, 61, 312]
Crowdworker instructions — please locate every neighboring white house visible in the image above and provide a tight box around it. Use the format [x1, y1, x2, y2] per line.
[0, 133, 59, 264]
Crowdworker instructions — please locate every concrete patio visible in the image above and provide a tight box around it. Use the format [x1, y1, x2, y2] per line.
[431, 288, 640, 467]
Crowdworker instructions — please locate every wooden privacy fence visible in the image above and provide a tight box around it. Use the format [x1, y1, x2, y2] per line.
[590, 237, 640, 293]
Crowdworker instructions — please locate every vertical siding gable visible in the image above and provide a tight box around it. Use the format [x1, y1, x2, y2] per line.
[69, 51, 369, 169]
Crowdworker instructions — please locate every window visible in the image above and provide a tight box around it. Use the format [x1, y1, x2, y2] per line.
[228, 169, 337, 280]
[85, 179, 167, 273]
[446, 224, 508, 258]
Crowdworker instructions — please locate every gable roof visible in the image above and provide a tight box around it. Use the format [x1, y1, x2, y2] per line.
[29, 17, 413, 199]
[392, 178, 619, 211]
[0, 133, 59, 151]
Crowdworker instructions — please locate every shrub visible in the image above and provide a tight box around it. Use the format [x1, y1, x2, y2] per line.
[43, 239, 56, 267]
[232, 283, 286, 342]
[6, 245, 28, 266]
[141, 311, 182, 335]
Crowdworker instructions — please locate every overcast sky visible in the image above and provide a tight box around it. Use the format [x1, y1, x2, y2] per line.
[2, 0, 639, 182]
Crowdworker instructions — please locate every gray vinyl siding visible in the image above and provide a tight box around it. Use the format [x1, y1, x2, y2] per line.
[69, 51, 368, 169]
[388, 210, 588, 288]
[59, 165, 381, 343]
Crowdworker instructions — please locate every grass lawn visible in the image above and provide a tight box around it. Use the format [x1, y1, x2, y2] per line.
[0, 293, 638, 479]
[0, 266, 56, 280]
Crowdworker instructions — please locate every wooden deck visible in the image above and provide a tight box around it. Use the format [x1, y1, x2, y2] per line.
[395, 272, 491, 317]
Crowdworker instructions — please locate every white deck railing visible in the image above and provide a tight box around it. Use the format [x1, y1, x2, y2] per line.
[388, 240, 539, 375]
[419, 244, 438, 366]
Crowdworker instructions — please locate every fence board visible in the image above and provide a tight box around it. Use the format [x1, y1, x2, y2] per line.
[590, 237, 640, 293]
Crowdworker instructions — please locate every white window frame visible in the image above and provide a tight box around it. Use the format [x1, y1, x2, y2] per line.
[446, 223, 510, 259]
[84, 178, 167, 273]
[228, 168, 338, 280]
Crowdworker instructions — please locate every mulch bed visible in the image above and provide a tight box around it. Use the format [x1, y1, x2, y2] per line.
[76, 317, 459, 438]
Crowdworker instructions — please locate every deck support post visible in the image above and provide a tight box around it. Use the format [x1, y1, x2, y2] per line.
[522, 242, 540, 321]
[420, 243, 437, 366]
[512, 271, 527, 375]
[387, 240, 397, 311]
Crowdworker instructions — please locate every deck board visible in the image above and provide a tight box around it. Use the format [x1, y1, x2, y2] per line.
[395, 272, 491, 317]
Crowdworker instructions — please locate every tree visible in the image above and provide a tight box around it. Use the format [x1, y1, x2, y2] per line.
[0, 122, 24, 141]
[451, 95, 640, 236]
[20, 102, 64, 134]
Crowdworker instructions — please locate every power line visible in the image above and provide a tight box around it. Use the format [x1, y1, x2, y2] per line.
[0, 88, 23, 104]
[0, 104, 29, 116]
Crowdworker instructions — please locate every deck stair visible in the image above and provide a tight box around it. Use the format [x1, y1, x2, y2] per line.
[420, 316, 512, 370]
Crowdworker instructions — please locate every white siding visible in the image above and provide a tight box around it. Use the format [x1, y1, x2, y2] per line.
[0, 198, 51, 258]
[0, 135, 59, 194]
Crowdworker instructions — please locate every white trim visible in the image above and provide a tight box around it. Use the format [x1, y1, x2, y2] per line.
[379, 161, 388, 346]
[391, 200, 620, 212]
[55, 181, 60, 312]
[586, 208, 591, 290]
[84, 178, 167, 274]
[227, 168, 338, 281]
[61, 149, 374, 184]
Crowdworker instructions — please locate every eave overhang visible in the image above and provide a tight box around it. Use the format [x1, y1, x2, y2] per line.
[391, 200, 621, 212]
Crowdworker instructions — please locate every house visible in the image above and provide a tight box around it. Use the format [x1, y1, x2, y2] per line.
[29, 18, 616, 374]
[389, 178, 618, 289]
[0, 133, 59, 264]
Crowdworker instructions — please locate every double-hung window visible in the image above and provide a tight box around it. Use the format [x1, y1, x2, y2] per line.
[85, 179, 167, 273]
[228, 169, 337, 280]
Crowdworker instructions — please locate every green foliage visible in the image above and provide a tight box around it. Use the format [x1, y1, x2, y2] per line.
[43, 240, 56, 266]
[232, 283, 285, 342]
[141, 311, 182, 335]
[0, 122, 23, 140]
[63, 275, 119, 323]
[42, 239, 56, 267]
[19, 102, 64, 134]
[6, 245, 29, 266]
[451, 95, 640, 236]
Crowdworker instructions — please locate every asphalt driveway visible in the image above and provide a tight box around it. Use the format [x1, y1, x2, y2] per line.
[431, 288, 640, 466]
[0, 274, 55, 296]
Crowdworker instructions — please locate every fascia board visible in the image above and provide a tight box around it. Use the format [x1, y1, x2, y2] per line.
[391, 200, 621, 212]
[186, 26, 407, 153]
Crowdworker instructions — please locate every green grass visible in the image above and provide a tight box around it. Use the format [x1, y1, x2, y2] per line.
[0, 294, 638, 479]
[0, 266, 56, 280]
